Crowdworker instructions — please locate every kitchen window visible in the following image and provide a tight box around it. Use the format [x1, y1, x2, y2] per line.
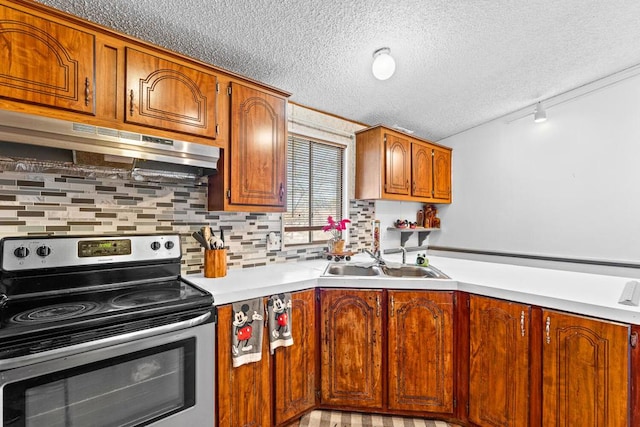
[284, 135, 345, 246]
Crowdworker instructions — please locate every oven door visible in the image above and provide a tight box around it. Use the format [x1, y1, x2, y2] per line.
[0, 312, 214, 427]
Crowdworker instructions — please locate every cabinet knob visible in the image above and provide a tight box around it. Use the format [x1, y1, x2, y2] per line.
[279, 183, 285, 201]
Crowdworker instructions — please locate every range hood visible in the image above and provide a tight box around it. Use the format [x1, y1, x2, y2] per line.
[0, 109, 220, 176]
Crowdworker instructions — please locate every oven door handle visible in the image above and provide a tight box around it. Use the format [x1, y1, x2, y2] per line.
[0, 310, 212, 371]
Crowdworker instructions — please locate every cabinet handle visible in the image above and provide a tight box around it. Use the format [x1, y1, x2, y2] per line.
[390, 296, 395, 317]
[129, 90, 134, 116]
[412, 181, 416, 194]
[324, 319, 329, 346]
[406, 180, 409, 190]
[279, 183, 285, 201]
[376, 295, 380, 317]
[545, 316, 551, 344]
[84, 77, 90, 106]
[520, 311, 525, 337]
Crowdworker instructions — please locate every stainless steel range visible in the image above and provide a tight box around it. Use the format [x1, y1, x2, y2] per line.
[0, 234, 215, 427]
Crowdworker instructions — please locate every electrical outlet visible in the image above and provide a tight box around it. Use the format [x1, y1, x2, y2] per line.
[267, 232, 281, 251]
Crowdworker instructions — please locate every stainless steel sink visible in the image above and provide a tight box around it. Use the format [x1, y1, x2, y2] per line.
[381, 265, 450, 279]
[323, 263, 450, 279]
[324, 264, 383, 276]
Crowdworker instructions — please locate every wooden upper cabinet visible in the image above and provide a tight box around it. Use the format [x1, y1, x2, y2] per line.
[355, 125, 452, 204]
[216, 302, 271, 427]
[320, 289, 383, 409]
[411, 142, 433, 198]
[229, 82, 287, 209]
[433, 146, 451, 201]
[469, 296, 530, 427]
[125, 47, 218, 138]
[0, 3, 95, 114]
[384, 134, 411, 195]
[542, 310, 629, 427]
[274, 289, 317, 426]
[387, 291, 454, 414]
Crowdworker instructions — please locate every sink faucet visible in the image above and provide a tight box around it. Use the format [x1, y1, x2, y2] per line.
[364, 249, 385, 266]
[398, 247, 407, 264]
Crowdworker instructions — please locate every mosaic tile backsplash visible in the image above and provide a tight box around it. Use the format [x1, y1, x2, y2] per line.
[0, 170, 375, 275]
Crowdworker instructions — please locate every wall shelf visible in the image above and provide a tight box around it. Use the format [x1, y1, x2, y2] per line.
[387, 227, 440, 247]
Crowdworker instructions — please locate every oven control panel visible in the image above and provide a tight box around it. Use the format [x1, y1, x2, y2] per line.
[0, 234, 181, 271]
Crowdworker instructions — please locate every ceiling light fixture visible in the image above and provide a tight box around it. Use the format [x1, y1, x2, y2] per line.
[534, 102, 547, 123]
[372, 47, 396, 81]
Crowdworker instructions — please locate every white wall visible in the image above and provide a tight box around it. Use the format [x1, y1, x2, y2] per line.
[430, 73, 640, 263]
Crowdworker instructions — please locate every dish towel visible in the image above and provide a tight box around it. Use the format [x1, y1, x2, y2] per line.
[231, 298, 264, 367]
[267, 292, 294, 354]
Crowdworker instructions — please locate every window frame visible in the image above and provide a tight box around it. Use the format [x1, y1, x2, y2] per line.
[282, 133, 350, 249]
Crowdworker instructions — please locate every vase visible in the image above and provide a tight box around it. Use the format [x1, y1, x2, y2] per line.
[328, 238, 345, 254]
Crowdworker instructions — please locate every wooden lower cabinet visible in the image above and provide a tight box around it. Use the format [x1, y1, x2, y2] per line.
[274, 289, 317, 426]
[469, 295, 530, 427]
[320, 289, 455, 417]
[387, 290, 454, 414]
[216, 289, 635, 427]
[216, 299, 271, 427]
[217, 290, 317, 427]
[542, 310, 630, 427]
[320, 289, 383, 408]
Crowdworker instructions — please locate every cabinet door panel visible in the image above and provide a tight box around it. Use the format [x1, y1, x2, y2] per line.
[542, 310, 629, 427]
[0, 4, 95, 114]
[469, 296, 530, 427]
[320, 289, 383, 408]
[411, 143, 433, 198]
[388, 291, 454, 413]
[274, 289, 316, 425]
[384, 134, 411, 195]
[125, 48, 217, 138]
[217, 303, 271, 427]
[230, 82, 286, 208]
[432, 146, 451, 201]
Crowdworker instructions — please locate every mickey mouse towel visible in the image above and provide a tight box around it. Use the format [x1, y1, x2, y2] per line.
[231, 298, 264, 368]
[267, 293, 294, 354]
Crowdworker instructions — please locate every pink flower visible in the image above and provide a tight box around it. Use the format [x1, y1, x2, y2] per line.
[323, 216, 350, 239]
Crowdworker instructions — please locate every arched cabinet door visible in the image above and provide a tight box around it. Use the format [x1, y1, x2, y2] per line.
[388, 290, 454, 414]
[469, 296, 530, 427]
[229, 82, 287, 208]
[411, 142, 433, 198]
[125, 47, 218, 138]
[432, 146, 451, 201]
[384, 133, 411, 196]
[0, 4, 95, 114]
[320, 288, 383, 408]
[542, 310, 629, 427]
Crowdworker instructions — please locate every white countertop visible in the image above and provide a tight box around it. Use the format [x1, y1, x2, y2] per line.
[185, 253, 640, 324]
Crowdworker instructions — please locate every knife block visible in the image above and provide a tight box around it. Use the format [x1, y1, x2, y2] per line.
[204, 249, 227, 278]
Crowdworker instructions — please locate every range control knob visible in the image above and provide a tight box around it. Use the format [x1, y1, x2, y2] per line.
[165, 241, 175, 250]
[36, 246, 52, 257]
[150, 241, 161, 251]
[14, 247, 29, 258]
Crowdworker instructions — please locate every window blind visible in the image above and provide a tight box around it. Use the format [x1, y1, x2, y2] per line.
[284, 136, 344, 244]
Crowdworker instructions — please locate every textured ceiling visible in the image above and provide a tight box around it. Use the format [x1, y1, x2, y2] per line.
[36, 0, 640, 141]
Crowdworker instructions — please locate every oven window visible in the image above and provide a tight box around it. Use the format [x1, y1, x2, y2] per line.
[4, 339, 196, 427]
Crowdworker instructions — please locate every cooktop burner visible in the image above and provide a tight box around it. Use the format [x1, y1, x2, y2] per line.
[10, 302, 102, 324]
[110, 288, 186, 308]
